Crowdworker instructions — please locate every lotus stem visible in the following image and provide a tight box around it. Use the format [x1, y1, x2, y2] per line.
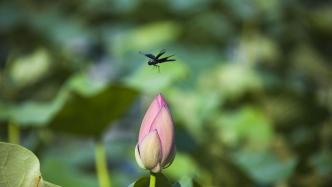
[95, 141, 111, 187]
[8, 121, 20, 144]
[149, 172, 156, 187]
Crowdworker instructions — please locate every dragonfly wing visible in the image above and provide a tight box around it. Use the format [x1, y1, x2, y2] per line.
[158, 58, 176, 63]
[164, 59, 176, 62]
[156, 49, 166, 58]
[158, 55, 175, 62]
[139, 51, 156, 59]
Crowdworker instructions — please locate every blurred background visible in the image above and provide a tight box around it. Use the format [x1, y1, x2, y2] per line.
[0, 0, 331, 186]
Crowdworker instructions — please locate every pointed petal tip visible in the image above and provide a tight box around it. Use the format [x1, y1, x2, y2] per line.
[156, 93, 167, 107]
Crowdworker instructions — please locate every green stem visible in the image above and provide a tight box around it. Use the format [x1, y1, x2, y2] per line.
[8, 121, 20, 144]
[149, 172, 156, 187]
[95, 141, 111, 187]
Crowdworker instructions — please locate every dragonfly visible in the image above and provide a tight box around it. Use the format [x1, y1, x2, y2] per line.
[139, 49, 176, 72]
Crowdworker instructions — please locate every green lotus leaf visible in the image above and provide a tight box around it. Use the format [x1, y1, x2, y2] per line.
[0, 142, 60, 187]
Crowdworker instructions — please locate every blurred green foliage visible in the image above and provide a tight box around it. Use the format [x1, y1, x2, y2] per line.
[0, 0, 331, 186]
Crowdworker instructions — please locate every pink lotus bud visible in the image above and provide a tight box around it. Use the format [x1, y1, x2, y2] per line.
[135, 94, 175, 173]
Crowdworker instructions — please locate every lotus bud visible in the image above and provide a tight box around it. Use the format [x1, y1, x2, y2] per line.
[135, 94, 175, 173]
